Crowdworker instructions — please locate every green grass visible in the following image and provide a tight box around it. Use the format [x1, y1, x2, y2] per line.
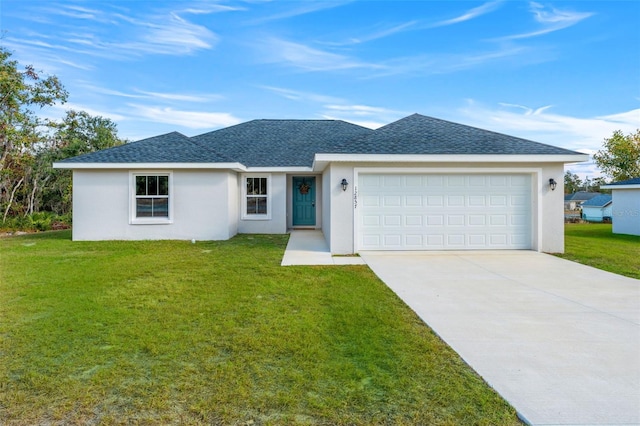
[0, 231, 520, 425]
[557, 223, 640, 279]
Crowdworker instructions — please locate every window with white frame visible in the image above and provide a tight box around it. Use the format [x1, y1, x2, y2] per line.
[133, 173, 171, 221]
[243, 174, 270, 219]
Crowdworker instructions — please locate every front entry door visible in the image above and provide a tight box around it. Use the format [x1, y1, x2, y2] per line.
[292, 176, 316, 226]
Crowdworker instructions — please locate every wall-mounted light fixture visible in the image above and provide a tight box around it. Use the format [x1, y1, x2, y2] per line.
[549, 178, 557, 191]
[341, 178, 349, 191]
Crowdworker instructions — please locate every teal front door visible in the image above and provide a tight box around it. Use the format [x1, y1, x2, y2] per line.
[292, 176, 316, 226]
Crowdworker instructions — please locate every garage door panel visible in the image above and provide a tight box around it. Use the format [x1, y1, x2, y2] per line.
[359, 173, 531, 250]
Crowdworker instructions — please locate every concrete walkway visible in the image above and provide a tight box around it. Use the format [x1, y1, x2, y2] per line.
[281, 230, 365, 266]
[360, 251, 640, 426]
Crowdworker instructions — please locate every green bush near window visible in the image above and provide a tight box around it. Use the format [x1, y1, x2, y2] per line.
[0, 232, 520, 425]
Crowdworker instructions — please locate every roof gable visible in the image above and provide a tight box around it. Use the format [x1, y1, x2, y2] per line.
[335, 114, 582, 155]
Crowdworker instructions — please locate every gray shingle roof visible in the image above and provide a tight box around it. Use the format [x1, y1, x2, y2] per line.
[334, 114, 581, 155]
[58, 132, 233, 163]
[581, 194, 612, 207]
[58, 114, 584, 167]
[191, 119, 373, 167]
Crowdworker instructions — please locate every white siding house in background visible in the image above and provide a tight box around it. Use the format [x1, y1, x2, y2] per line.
[580, 194, 613, 222]
[54, 114, 588, 253]
[601, 178, 640, 236]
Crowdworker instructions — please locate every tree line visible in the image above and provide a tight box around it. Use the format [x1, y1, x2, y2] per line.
[1, 48, 125, 229]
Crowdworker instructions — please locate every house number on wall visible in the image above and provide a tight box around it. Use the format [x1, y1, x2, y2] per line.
[353, 186, 358, 209]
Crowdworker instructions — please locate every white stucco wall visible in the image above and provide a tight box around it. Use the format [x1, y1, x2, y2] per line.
[323, 164, 356, 254]
[612, 189, 640, 236]
[72, 169, 237, 241]
[237, 173, 287, 234]
[324, 162, 566, 254]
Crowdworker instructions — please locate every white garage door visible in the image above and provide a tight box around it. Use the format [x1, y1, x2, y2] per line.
[358, 174, 532, 250]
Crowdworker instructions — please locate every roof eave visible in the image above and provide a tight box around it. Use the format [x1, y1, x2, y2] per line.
[601, 184, 640, 190]
[52, 162, 247, 171]
[313, 153, 589, 168]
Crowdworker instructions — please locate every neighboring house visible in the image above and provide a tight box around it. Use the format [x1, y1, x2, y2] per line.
[580, 194, 613, 222]
[53, 114, 588, 253]
[564, 191, 600, 211]
[601, 177, 640, 236]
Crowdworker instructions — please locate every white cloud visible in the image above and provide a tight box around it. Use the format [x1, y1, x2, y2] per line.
[492, 2, 593, 41]
[430, 0, 503, 28]
[320, 115, 386, 130]
[247, 1, 351, 24]
[11, 5, 219, 61]
[48, 103, 127, 123]
[321, 105, 407, 129]
[128, 105, 241, 129]
[325, 1, 501, 46]
[259, 86, 344, 104]
[372, 45, 528, 77]
[258, 38, 382, 72]
[325, 21, 418, 46]
[133, 90, 223, 103]
[455, 99, 640, 153]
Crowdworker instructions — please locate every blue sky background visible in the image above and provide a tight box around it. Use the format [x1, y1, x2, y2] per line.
[2, 0, 639, 178]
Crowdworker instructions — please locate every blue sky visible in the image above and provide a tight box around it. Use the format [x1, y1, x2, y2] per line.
[2, 0, 639, 177]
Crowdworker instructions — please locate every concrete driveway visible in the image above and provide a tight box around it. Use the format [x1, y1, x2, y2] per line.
[360, 251, 640, 426]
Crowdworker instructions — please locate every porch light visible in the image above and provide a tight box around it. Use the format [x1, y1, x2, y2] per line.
[549, 178, 557, 191]
[341, 178, 349, 191]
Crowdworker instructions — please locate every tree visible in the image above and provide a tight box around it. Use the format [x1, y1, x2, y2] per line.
[38, 110, 125, 214]
[564, 171, 582, 194]
[1, 48, 125, 222]
[593, 130, 640, 181]
[1, 47, 68, 220]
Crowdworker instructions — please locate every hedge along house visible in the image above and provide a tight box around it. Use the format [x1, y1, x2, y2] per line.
[53, 114, 588, 253]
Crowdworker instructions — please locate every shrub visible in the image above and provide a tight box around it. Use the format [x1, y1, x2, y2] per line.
[0, 212, 71, 232]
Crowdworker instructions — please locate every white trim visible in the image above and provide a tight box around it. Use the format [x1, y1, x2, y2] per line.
[241, 173, 272, 220]
[601, 184, 640, 190]
[54, 162, 246, 171]
[314, 153, 588, 166]
[129, 171, 174, 225]
[352, 167, 543, 252]
[246, 167, 312, 172]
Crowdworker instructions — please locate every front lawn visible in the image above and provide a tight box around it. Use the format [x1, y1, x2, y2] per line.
[557, 223, 640, 279]
[0, 231, 519, 425]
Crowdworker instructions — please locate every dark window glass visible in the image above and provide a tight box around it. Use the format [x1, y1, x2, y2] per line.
[153, 198, 169, 217]
[148, 176, 158, 196]
[136, 176, 146, 196]
[159, 176, 169, 196]
[246, 197, 258, 215]
[247, 178, 255, 195]
[258, 178, 267, 195]
[136, 198, 153, 217]
[256, 197, 267, 214]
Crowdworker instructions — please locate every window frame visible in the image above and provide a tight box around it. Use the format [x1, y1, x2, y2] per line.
[130, 171, 173, 225]
[241, 173, 271, 220]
